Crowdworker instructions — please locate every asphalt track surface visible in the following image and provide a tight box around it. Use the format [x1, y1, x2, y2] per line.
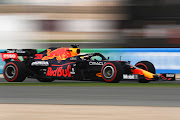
[1, 78, 180, 83]
[0, 78, 180, 107]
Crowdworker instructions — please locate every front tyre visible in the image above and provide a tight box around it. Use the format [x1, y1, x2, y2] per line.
[101, 62, 123, 83]
[3, 61, 26, 82]
[135, 61, 155, 83]
[135, 61, 155, 74]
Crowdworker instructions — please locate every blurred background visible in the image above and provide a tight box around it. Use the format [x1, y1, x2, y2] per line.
[0, 0, 180, 48]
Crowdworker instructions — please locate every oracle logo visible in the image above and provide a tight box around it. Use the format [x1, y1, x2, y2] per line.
[89, 62, 106, 65]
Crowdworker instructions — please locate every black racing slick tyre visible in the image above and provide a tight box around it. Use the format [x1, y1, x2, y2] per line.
[3, 61, 26, 82]
[101, 62, 123, 83]
[37, 78, 55, 82]
[135, 61, 156, 83]
[135, 61, 155, 74]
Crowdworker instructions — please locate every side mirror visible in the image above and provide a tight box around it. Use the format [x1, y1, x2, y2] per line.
[107, 57, 110, 60]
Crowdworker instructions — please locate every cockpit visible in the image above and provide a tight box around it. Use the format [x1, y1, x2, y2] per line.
[79, 53, 107, 61]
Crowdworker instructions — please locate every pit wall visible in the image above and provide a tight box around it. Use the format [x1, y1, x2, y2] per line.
[1, 48, 180, 74]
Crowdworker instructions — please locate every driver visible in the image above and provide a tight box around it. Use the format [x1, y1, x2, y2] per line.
[83, 56, 91, 61]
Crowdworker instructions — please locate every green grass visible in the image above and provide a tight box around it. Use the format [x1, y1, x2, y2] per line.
[0, 82, 180, 87]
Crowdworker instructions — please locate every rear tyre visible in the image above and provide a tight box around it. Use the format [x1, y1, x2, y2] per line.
[37, 78, 55, 82]
[135, 61, 155, 83]
[101, 62, 123, 83]
[3, 61, 26, 82]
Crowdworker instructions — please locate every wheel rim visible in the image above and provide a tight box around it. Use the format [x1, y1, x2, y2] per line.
[103, 66, 115, 79]
[5, 65, 16, 79]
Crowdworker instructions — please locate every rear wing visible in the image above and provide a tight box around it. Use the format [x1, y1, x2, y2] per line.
[1, 49, 37, 62]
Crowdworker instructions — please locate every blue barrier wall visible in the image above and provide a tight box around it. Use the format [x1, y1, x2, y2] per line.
[0, 50, 6, 73]
[0, 48, 180, 74]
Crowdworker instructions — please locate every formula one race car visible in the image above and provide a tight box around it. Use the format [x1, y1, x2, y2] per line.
[1, 45, 160, 83]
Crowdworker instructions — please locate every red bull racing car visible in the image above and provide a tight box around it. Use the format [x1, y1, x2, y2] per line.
[1, 45, 162, 83]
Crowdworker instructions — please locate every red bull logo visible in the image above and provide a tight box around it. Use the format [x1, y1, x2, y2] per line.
[46, 65, 71, 77]
[42, 48, 80, 61]
[42, 48, 72, 61]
